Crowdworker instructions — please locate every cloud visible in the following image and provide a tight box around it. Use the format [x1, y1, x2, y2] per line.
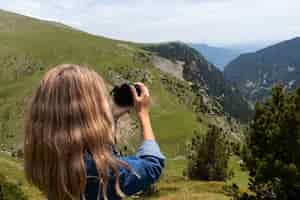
[0, 0, 300, 45]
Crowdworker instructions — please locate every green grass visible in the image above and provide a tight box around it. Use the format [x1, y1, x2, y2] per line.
[146, 159, 230, 200]
[0, 152, 45, 200]
[227, 156, 249, 192]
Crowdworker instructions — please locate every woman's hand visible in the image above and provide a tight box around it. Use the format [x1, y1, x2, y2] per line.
[112, 104, 130, 121]
[130, 82, 151, 118]
[131, 82, 155, 141]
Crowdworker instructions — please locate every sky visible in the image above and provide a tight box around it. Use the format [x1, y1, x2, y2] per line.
[0, 0, 300, 47]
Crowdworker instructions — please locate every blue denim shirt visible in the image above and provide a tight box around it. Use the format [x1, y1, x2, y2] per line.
[83, 140, 165, 200]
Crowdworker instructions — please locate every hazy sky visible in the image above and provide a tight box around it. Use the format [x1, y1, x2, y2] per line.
[0, 0, 300, 46]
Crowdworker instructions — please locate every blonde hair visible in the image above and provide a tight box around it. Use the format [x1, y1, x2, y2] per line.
[24, 64, 129, 200]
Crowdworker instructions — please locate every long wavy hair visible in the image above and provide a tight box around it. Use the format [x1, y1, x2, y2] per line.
[24, 64, 130, 200]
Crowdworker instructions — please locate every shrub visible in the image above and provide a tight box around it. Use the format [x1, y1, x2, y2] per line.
[0, 173, 28, 200]
[185, 124, 231, 181]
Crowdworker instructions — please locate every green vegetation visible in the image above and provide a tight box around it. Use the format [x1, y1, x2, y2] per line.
[0, 152, 44, 200]
[227, 156, 249, 192]
[145, 159, 230, 200]
[0, 174, 28, 200]
[235, 86, 300, 199]
[185, 125, 231, 181]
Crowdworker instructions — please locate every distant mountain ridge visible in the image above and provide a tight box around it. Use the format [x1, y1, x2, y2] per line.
[224, 37, 300, 104]
[191, 43, 240, 70]
[144, 42, 253, 122]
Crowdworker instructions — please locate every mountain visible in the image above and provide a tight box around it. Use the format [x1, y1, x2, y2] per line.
[224, 37, 300, 104]
[144, 42, 253, 122]
[191, 43, 240, 70]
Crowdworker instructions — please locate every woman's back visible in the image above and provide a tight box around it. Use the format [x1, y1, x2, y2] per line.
[24, 64, 165, 200]
[84, 141, 164, 199]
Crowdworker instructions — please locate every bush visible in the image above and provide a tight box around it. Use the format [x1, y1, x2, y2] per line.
[239, 86, 300, 200]
[0, 173, 28, 200]
[185, 124, 231, 181]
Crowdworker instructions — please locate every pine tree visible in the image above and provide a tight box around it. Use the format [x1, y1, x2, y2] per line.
[239, 86, 300, 200]
[186, 124, 231, 181]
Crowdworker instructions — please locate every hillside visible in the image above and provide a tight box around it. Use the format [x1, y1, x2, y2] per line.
[191, 43, 240, 70]
[144, 42, 253, 122]
[224, 37, 300, 104]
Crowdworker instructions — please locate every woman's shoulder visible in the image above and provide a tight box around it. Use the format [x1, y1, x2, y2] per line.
[84, 140, 165, 177]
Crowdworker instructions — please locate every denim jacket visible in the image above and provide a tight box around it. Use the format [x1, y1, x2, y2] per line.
[83, 140, 165, 200]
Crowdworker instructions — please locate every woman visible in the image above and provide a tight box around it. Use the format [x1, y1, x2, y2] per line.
[24, 64, 165, 200]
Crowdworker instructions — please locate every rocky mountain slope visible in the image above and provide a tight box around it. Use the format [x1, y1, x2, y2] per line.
[224, 37, 300, 104]
[144, 42, 253, 122]
[191, 43, 240, 70]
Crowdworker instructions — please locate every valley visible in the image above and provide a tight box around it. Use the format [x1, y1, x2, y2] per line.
[191, 44, 240, 71]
